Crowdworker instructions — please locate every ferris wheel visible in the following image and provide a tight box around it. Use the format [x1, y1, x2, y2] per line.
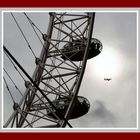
[3, 12, 103, 128]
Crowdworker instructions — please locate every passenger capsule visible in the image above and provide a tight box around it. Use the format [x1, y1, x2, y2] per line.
[48, 96, 90, 120]
[61, 38, 103, 61]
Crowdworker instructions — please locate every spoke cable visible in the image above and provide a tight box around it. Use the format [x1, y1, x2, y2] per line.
[4, 52, 26, 82]
[23, 13, 44, 46]
[11, 13, 36, 58]
[4, 45, 72, 128]
[3, 77, 15, 103]
[4, 68, 23, 96]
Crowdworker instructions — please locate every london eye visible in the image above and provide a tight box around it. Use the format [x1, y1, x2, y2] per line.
[3, 12, 103, 128]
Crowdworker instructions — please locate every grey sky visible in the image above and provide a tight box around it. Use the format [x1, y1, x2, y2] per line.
[3, 11, 138, 129]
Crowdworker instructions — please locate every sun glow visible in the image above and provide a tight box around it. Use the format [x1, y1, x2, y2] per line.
[90, 47, 122, 79]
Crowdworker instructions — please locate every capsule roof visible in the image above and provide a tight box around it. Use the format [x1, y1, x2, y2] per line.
[61, 38, 103, 61]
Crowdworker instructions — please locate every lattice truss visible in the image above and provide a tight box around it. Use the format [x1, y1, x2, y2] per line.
[3, 12, 97, 128]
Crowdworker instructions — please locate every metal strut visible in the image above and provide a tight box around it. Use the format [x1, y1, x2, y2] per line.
[3, 45, 72, 128]
[61, 13, 95, 127]
[4, 12, 96, 128]
[4, 13, 72, 128]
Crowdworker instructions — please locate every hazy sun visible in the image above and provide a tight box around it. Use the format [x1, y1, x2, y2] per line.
[90, 47, 121, 79]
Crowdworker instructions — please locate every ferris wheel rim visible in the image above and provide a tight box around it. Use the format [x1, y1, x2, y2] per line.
[3, 12, 96, 128]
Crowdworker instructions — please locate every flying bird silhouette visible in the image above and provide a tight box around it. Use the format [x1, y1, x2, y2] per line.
[104, 78, 112, 81]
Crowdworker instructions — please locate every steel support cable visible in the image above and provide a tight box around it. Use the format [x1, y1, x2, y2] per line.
[23, 12, 44, 35]
[4, 68, 23, 96]
[3, 79, 29, 127]
[23, 13, 48, 104]
[16, 14, 55, 127]
[11, 13, 36, 58]
[4, 52, 26, 82]
[4, 53, 65, 127]
[23, 12, 44, 46]
[4, 46, 72, 128]
[3, 77, 15, 103]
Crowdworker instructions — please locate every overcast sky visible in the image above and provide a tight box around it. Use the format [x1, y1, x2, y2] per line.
[2, 10, 138, 129]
